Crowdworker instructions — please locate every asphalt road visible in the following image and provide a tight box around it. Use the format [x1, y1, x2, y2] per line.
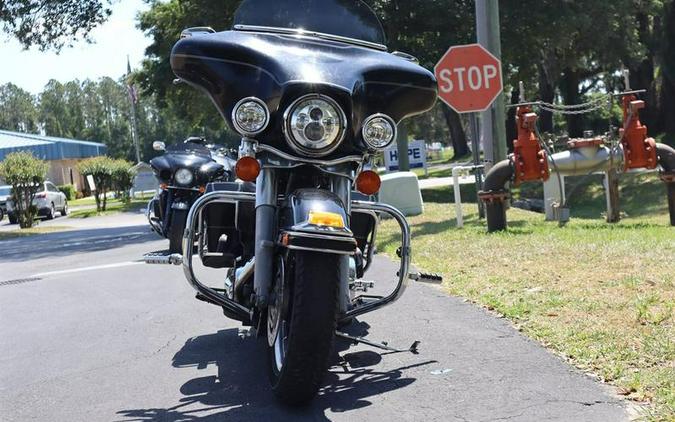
[0, 213, 628, 421]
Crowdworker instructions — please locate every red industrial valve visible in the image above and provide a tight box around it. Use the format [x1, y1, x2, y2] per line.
[512, 106, 550, 185]
[620, 96, 657, 170]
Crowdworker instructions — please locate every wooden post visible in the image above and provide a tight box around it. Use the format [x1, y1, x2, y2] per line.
[605, 170, 621, 223]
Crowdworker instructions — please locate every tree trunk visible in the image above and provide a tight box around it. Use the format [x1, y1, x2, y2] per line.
[441, 104, 469, 158]
[627, 12, 660, 133]
[537, 63, 555, 133]
[560, 68, 583, 138]
[659, 1, 675, 144]
[505, 87, 519, 153]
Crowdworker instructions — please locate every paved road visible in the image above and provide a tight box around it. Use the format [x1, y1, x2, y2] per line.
[0, 214, 627, 421]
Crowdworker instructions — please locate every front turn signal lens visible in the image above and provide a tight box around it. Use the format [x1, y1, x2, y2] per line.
[235, 156, 261, 182]
[308, 211, 345, 228]
[355, 170, 381, 195]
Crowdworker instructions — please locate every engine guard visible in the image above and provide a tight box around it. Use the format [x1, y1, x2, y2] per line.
[180, 190, 411, 324]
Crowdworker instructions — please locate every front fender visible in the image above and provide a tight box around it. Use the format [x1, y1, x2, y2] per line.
[279, 189, 356, 255]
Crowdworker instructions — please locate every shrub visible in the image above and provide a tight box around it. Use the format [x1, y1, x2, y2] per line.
[111, 159, 136, 203]
[78, 156, 114, 211]
[57, 184, 76, 201]
[0, 151, 49, 228]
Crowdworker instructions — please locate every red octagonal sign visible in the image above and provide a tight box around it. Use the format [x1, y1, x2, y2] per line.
[434, 44, 503, 114]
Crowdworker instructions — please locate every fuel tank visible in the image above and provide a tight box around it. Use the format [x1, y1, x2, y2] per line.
[171, 30, 437, 154]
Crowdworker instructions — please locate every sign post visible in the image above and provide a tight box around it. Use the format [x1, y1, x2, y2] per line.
[434, 43, 503, 219]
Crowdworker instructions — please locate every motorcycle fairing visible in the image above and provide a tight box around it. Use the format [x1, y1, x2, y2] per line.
[171, 30, 437, 155]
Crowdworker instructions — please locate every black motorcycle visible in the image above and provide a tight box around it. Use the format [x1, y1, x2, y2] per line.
[147, 137, 233, 253]
[163, 0, 437, 403]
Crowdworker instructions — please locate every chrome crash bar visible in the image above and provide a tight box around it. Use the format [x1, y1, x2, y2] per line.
[341, 200, 411, 321]
[180, 191, 411, 322]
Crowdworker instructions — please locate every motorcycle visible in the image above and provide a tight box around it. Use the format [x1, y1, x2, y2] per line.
[164, 0, 437, 403]
[147, 137, 234, 253]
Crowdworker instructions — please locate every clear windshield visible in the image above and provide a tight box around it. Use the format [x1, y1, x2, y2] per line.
[233, 0, 386, 46]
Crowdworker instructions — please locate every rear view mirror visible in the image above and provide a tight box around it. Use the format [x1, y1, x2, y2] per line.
[153, 141, 166, 152]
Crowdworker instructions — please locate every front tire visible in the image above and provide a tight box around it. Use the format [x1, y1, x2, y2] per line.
[168, 209, 188, 254]
[267, 251, 342, 405]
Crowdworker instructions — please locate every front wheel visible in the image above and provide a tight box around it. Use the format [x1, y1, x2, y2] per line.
[267, 251, 342, 405]
[168, 209, 188, 254]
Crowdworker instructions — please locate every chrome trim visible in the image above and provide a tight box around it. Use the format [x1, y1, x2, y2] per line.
[231, 97, 270, 136]
[284, 244, 354, 255]
[182, 190, 256, 320]
[255, 143, 362, 166]
[340, 200, 410, 321]
[146, 197, 163, 236]
[233, 24, 388, 51]
[361, 113, 398, 151]
[283, 230, 356, 242]
[282, 94, 348, 158]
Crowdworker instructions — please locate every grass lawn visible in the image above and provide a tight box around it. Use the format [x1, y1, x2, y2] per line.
[377, 174, 674, 420]
[68, 199, 147, 219]
[0, 226, 73, 239]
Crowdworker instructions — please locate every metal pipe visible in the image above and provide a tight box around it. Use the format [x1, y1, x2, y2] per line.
[253, 168, 277, 308]
[452, 165, 484, 228]
[547, 146, 623, 175]
[181, 190, 256, 321]
[655, 143, 675, 226]
[480, 159, 514, 232]
[341, 200, 410, 321]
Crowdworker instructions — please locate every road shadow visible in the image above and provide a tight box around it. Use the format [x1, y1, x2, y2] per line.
[0, 224, 160, 262]
[117, 322, 434, 421]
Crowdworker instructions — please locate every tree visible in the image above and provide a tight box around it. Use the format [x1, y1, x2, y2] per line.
[111, 159, 136, 203]
[0, 0, 112, 50]
[0, 151, 49, 228]
[78, 156, 114, 211]
[0, 83, 38, 132]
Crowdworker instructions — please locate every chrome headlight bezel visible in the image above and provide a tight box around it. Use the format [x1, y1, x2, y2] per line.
[231, 97, 270, 136]
[174, 168, 194, 186]
[361, 113, 397, 150]
[282, 94, 347, 157]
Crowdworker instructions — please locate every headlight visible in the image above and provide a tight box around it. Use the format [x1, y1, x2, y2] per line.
[362, 114, 397, 150]
[232, 97, 269, 136]
[283, 94, 346, 157]
[174, 168, 194, 185]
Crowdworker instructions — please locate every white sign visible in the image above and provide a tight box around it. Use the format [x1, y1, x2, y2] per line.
[384, 140, 427, 172]
[86, 175, 96, 191]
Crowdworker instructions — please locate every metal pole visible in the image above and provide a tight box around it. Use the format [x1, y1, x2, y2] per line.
[469, 113, 485, 218]
[396, 123, 410, 172]
[476, 0, 507, 170]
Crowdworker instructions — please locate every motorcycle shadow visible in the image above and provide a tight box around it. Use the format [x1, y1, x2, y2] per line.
[117, 321, 435, 421]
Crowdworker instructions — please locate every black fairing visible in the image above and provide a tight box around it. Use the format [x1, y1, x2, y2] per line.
[150, 152, 224, 186]
[170, 30, 437, 157]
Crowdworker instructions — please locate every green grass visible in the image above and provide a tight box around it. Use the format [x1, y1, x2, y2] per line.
[68, 199, 146, 219]
[0, 226, 74, 239]
[69, 196, 100, 207]
[377, 177, 675, 420]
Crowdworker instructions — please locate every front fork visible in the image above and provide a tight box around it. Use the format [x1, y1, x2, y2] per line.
[252, 167, 353, 311]
[253, 168, 277, 308]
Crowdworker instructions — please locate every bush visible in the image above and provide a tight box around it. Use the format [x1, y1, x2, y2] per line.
[0, 151, 49, 228]
[111, 159, 136, 203]
[78, 156, 114, 211]
[57, 184, 76, 201]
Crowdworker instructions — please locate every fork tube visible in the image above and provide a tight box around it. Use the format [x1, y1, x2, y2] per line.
[253, 168, 277, 308]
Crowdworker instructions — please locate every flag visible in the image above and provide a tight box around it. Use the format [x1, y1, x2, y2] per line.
[126, 55, 138, 104]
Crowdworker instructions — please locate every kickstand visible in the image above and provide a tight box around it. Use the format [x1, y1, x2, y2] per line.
[336, 330, 420, 355]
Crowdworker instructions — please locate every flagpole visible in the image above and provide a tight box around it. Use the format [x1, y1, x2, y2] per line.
[127, 55, 141, 163]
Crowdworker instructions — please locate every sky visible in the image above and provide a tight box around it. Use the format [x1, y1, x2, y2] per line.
[0, 0, 151, 94]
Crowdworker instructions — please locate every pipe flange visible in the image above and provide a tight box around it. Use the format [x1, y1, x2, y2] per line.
[478, 190, 510, 203]
[567, 137, 604, 150]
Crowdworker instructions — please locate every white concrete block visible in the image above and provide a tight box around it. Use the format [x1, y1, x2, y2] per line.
[379, 172, 424, 216]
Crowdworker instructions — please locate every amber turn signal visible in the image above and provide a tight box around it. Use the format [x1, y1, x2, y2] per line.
[235, 156, 261, 182]
[355, 170, 381, 195]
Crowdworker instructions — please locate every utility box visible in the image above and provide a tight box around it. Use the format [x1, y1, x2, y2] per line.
[379, 172, 424, 216]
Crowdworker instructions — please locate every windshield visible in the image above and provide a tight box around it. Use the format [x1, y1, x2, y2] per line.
[166, 142, 212, 156]
[0, 187, 11, 196]
[233, 0, 386, 46]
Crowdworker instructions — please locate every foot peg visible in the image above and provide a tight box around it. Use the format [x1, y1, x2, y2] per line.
[143, 252, 183, 265]
[351, 280, 375, 292]
[399, 271, 444, 283]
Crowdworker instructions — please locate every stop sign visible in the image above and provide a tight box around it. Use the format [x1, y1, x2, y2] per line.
[434, 44, 503, 114]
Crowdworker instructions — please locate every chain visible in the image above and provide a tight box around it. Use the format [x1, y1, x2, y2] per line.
[538, 96, 610, 115]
